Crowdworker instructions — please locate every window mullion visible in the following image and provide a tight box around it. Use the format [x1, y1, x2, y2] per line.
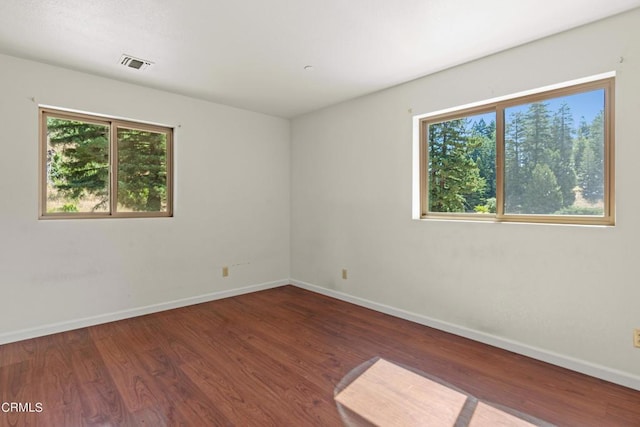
[495, 105, 505, 219]
[110, 123, 118, 215]
[420, 120, 428, 216]
[604, 80, 615, 222]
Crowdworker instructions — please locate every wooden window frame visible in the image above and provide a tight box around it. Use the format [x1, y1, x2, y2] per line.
[419, 77, 615, 226]
[39, 108, 174, 219]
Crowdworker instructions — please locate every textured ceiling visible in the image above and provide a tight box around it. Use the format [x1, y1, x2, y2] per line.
[0, 0, 638, 118]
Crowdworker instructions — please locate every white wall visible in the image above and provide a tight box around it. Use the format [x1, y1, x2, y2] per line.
[291, 9, 640, 388]
[0, 54, 290, 341]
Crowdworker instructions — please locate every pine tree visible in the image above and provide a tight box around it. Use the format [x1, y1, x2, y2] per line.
[516, 101, 564, 214]
[428, 119, 486, 212]
[47, 118, 110, 211]
[522, 102, 553, 167]
[573, 117, 590, 183]
[504, 110, 526, 213]
[550, 102, 576, 207]
[469, 118, 497, 205]
[580, 111, 605, 203]
[521, 163, 563, 214]
[117, 128, 168, 212]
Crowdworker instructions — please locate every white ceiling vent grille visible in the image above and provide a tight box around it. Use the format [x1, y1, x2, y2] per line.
[120, 54, 153, 70]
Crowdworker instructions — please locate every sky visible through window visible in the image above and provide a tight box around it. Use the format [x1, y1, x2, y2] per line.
[470, 89, 604, 127]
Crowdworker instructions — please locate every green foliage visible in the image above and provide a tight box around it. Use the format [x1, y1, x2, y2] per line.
[575, 111, 604, 203]
[522, 163, 563, 214]
[47, 118, 109, 210]
[59, 203, 79, 212]
[504, 111, 526, 212]
[474, 197, 496, 214]
[522, 102, 553, 167]
[469, 119, 496, 206]
[117, 128, 167, 212]
[551, 103, 577, 206]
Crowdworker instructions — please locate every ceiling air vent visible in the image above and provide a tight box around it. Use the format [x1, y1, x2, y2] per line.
[120, 54, 153, 70]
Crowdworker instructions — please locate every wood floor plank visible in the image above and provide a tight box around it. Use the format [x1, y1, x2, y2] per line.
[0, 360, 38, 427]
[0, 339, 36, 369]
[0, 285, 638, 426]
[92, 335, 169, 413]
[136, 346, 234, 426]
[200, 327, 337, 425]
[71, 343, 136, 425]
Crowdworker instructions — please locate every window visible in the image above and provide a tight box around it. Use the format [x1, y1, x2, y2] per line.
[419, 77, 614, 225]
[40, 108, 173, 218]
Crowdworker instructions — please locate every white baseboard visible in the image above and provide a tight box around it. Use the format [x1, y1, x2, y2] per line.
[290, 279, 640, 391]
[0, 279, 288, 345]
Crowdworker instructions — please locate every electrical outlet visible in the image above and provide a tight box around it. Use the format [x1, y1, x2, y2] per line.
[222, 266, 229, 277]
[342, 269, 348, 280]
[634, 329, 640, 348]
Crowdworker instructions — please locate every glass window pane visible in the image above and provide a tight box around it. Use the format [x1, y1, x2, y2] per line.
[117, 127, 168, 213]
[45, 117, 110, 213]
[504, 89, 605, 216]
[427, 112, 496, 214]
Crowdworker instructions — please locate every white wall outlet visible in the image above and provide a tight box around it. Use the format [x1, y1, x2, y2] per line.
[222, 266, 229, 277]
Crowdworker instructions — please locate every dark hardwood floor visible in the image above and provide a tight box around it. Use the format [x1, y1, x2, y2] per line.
[1, 285, 639, 426]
